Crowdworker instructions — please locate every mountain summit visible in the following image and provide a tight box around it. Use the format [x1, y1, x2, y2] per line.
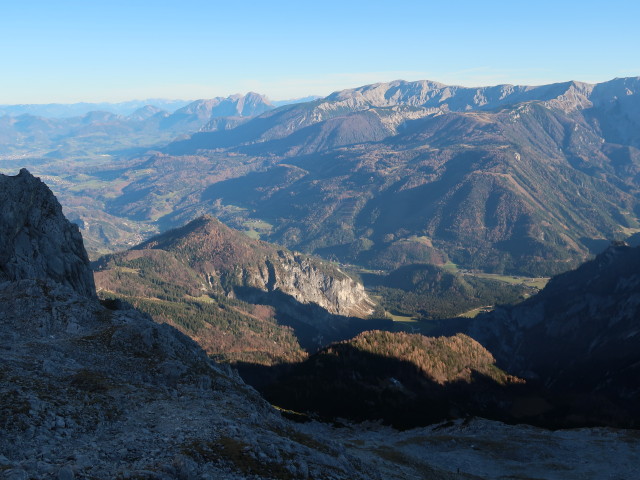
[173, 92, 273, 120]
[131, 215, 375, 317]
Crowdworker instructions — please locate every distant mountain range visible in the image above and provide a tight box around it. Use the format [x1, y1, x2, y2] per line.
[44, 76, 640, 276]
[5, 77, 640, 276]
[0, 93, 275, 158]
[167, 79, 631, 154]
[0, 94, 320, 118]
[0, 99, 192, 117]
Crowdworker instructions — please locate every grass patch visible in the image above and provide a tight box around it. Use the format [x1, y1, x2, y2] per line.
[243, 229, 261, 240]
[114, 266, 140, 274]
[184, 294, 216, 304]
[242, 219, 273, 240]
[467, 272, 548, 289]
[387, 312, 418, 322]
[458, 306, 493, 318]
[243, 219, 273, 230]
[441, 261, 459, 272]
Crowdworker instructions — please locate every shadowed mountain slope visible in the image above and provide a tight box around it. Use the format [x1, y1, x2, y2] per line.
[453, 243, 640, 426]
[254, 331, 527, 429]
[251, 245, 640, 429]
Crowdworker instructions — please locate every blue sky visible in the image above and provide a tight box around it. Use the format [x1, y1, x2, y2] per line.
[1, 0, 638, 103]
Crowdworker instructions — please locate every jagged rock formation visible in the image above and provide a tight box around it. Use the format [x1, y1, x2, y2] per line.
[251, 250, 374, 317]
[0, 169, 95, 297]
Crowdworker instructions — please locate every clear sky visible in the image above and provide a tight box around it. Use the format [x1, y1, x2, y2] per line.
[1, 0, 638, 104]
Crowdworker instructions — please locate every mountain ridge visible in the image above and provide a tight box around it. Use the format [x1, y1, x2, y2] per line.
[17, 76, 640, 276]
[166, 77, 640, 155]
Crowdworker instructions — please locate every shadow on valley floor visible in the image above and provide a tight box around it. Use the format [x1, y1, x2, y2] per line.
[232, 286, 394, 351]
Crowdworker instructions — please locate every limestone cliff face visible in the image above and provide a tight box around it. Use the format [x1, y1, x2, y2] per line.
[242, 250, 375, 318]
[0, 169, 95, 297]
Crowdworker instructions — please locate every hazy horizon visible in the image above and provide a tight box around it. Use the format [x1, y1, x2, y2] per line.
[1, 75, 638, 108]
[2, 0, 638, 104]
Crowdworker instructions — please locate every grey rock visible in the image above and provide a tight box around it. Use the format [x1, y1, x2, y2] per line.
[172, 454, 197, 480]
[0, 169, 95, 298]
[57, 466, 75, 480]
[2, 469, 27, 480]
[37, 461, 55, 474]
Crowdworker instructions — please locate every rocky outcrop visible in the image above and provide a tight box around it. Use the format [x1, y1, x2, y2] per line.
[0, 169, 95, 297]
[242, 250, 375, 317]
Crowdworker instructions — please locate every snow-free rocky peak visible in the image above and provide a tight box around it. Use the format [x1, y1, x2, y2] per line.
[0, 169, 95, 297]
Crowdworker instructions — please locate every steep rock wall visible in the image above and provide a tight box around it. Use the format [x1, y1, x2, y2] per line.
[236, 250, 375, 317]
[0, 169, 95, 297]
